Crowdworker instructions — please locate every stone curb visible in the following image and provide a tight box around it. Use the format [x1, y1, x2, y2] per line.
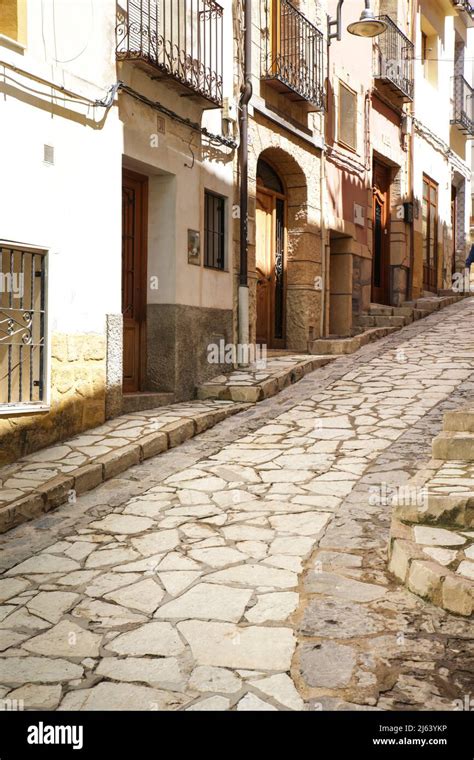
[308, 326, 399, 356]
[432, 431, 474, 460]
[309, 295, 468, 356]
[388, 521, 474, 617]
[0, 403, 249, 535]
[197, 356, 337, 402]
[393, 493, 474, 529]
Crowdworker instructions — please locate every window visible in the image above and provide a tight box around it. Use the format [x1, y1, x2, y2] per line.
[422, 176, 438, 292]
[0, 0, 27, 44]
[338, 81, 357, 151]
[421, 24, 438, 85]
[204, 191, 225, 270]
[0, 243, 47, 409]
[421, 31, 428, 64]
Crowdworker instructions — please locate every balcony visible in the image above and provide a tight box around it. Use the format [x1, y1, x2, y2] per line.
[452, 1, 474, 25]
[451, 75, 474, 134]
[373, 16, 414, 102]
[262, 0, 324, 111]
[116, 0, 223, 107]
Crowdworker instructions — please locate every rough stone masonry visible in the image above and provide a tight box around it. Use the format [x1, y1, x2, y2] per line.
[0, 299, 473, 711]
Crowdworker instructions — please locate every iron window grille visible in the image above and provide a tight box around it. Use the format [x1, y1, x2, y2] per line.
[451, 75, 474, 135]
[204, 190, 225, 270]
[116, 0, 224, 106]
[373, 15, 414, 102]
[0, 243, 47, 409]
[262, 0, 324, 111]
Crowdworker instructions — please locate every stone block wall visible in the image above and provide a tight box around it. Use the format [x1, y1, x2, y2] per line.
[0, 333, 107, 466]
[146, 304, 233, 401]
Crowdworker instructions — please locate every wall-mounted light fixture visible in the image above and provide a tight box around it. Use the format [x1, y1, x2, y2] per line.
[328, 0, 387, 44]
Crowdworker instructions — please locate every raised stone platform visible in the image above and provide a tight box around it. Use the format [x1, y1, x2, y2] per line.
[389, 461, 474, 617]
[0, 400, 249, 535]
[197, 355, 337, 402]
[308, 326, 398, 356]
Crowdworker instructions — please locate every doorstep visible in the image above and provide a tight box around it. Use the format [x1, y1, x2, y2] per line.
[196, 354, 338, 402]
[0, 400, 249, 535]
[308, 326, 399, 356]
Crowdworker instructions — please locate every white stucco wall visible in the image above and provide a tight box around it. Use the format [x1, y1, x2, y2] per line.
[0, 0, 123, 336]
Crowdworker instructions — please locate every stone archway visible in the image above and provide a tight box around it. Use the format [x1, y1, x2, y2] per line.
[248, 143, 322, 353]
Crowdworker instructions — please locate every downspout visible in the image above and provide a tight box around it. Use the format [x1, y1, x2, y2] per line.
[408, 0, 416, 301]
[238, 0, 252, 355]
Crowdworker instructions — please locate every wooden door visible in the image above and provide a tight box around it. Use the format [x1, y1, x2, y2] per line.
[256, 190, 273, 346]
[451, 185, 457, 277]
[372, 163, 391, 305]
[122, 169, 148, 393]
[422, 175, 438, 293]
[256, 188, 286, 348]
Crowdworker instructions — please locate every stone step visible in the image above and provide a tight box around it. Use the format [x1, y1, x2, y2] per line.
[388, 527, 474, 617]
[414, 308, 430, 319]
[369, 304, 393, 316]
[122, 392, 175, 414]
[308, 326, 398, 355]
[444, 406, 474, 433]
[393, 493, 474, 529]
[432, 431, 474, 461]
[354, 315, 375, 328]
[392, 306, 415, 319]
[374, 315, 408, 328]
[415, 299, 440, 311]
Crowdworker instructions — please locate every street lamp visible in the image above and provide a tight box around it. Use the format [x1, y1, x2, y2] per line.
[328, 0, 387, 44]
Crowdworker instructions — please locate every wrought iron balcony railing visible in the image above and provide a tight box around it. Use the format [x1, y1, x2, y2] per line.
[373, 16, 414, 102]
[262, 0, 324, 111]
[452, 1, 474, 21]
[116, 0, 223, 106]
[451, 75, 474, 134]
[0, 244, 46, 409]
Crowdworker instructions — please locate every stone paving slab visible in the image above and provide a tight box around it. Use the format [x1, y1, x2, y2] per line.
[0, 298, 473, 711]
[197, 355, 337, 402]
[0, 401, 249, 535]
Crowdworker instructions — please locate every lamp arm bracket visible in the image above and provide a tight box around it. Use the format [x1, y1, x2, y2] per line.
[327, 0, 344, 45]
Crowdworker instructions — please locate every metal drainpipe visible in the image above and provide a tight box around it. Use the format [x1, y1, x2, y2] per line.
[238, 0, 252, 358]
[408, 0, 416, 302]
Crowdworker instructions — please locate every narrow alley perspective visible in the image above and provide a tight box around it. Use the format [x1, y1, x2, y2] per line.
[1, 300, 473, 713]
[2, 0, 474, 752]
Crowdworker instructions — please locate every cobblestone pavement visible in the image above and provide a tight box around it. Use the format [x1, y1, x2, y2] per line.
[0, 299, 473, 711]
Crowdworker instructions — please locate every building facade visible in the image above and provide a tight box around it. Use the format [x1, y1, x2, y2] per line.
[116, 0, 237, 404]
[412, 0, 473, 296]
[0, 0, 473, 466]
[238, 0, 325, 353]
[0, 0, 122, 465]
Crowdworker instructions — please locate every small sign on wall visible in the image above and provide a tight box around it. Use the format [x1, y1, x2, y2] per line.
[354, 203, 365, 227]
[187, 229, 201, 265]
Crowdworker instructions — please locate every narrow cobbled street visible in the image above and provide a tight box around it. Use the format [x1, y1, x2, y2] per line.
[1, 300, 473, 711]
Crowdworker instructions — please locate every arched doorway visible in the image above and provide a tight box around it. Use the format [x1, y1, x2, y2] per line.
[256, 158, 287, 348]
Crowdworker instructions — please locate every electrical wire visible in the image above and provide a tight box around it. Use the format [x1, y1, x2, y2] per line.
[52, 0, 94, 64]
